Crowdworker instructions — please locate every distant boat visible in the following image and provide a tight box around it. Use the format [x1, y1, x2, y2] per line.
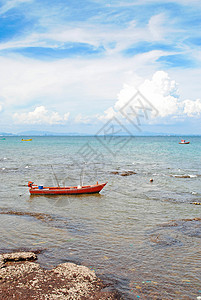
[28, 181, 108, 195]
[179, 139, 190, 144]
[21, 139, 32, 141]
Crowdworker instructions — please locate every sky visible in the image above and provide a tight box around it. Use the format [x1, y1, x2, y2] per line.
[0, 0, 201, 135]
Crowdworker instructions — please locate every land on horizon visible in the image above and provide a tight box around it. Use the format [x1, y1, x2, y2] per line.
[0, 131, 200, 137]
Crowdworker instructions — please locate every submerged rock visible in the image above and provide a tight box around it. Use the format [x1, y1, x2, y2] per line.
[170, 175, 191, 178]
[120, 171, 137, 176]
[170, 174, 200, 178]
[0, 210, 54, 223]
[110, 171, 136, 176]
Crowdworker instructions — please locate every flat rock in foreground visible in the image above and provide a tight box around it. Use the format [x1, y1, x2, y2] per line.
[0, 251, 37, 262]
[0, 252, 120, 299]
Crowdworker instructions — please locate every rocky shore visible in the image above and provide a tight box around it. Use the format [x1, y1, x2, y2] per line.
[0, 251, 121, 299]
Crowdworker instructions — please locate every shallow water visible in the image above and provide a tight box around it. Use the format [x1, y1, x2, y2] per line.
[0, 136, 201, 299]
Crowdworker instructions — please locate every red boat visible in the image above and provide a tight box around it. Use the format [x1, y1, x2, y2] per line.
[28, 181, 107, 195]
[179, 139, 190, 144]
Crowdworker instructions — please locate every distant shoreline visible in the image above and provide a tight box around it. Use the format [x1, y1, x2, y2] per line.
[1, 134, 201, 137]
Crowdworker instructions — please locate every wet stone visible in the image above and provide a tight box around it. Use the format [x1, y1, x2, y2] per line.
[0, 256, 4, 269]
[0, 252, 121, 299]
[2, 252, 37, 263]
[110, 171, 137, 176]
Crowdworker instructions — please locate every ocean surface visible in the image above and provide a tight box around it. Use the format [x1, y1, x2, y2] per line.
[0, 136, 201, 299]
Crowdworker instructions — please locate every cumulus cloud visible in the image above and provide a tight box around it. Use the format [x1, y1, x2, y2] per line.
[99, 71, 201, 123]
[96, 107, 117, 121]
[74, 114, 91, 124]
[139, 71, 179, 117]
[0, 51, 163, 112]
[0, 103, 2, 112]
[115, 71, 179, 119]
[13, 106, 70, 124]
[183, 99, 201, 117]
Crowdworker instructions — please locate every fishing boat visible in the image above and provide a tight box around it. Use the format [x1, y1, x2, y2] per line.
[28, 181, 108, 195]
[22, 139, 32, 141]
[179, 139, 190, 144]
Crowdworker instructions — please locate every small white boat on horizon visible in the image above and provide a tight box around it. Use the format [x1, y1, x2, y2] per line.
[179, 139, 190, 144]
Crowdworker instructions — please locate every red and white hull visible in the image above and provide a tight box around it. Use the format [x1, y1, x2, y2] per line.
[28, 182, 107, 195]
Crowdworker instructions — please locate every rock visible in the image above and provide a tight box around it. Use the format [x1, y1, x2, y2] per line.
[2, 252, 37, 262]
[0, 252, 121, 299]
[120, 173, 129, 176]
[0, 210, 53, 223]
[170, 175, 191, 178]
[0, 255, 4, 269]
[53, 262, 97, 282]
[120, 171, 137, 176]
[110, 170, 136, 176]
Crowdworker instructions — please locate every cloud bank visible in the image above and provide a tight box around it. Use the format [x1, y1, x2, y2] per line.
[99, 71, 201, 124]
[13, 106, 70, 125]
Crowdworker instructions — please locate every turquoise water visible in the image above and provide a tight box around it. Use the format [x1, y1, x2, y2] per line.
[0, 136, 201, 299]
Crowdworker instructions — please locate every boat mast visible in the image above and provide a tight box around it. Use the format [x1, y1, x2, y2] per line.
[51, 165, 60, 187]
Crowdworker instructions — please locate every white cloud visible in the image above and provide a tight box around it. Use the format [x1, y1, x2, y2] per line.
[115, 71, 179, 118]
[0, 103, 2, 112]
[0, 57, 64, 105]
[148, 13, 167, 41]
[0, 12, 173, 55]
[0, 7, 181, 122]
[183, 99, 201, 117]
[0, 51, 162, 111]
[0, 0, 32, 15]
[99, 71, 201, 123]
[74, 114, 91, 124]
[139, 71, 179, 117]
[13, 106, 70, 124]
[103, 0, 201, 7]
[64, 112, 70, 121]
[96, 107, 117, 121]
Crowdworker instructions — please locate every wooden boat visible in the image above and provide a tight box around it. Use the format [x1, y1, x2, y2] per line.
[28, 181, 108, 195]
[179, 139, 190, 144]
[22, 139, 32, 141]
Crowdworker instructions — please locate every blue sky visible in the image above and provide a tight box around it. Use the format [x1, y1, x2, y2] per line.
[0, 0, 201, 134]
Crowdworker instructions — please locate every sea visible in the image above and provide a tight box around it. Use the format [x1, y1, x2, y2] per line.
[0, 136, 201, 299]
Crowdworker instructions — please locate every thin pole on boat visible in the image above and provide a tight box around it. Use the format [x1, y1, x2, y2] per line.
[80, 162, 86, 187]
[51, 165, 60, 187]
